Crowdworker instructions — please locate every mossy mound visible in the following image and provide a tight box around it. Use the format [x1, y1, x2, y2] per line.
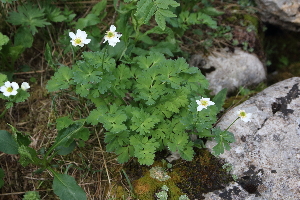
[123, 149, 233, 199]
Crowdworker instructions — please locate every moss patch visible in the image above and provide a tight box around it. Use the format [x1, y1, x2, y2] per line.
[174, 149, 233, 199]
[124, 149, 234, 199]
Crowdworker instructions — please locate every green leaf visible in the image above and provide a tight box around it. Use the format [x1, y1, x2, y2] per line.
[14, 89, 30, 104]
[0, 32, 9, 51]
[107, 40, 127, 58]
[213, 88, 227, 112]
[155, 11, 166, 30]
[87, 105, 127, 133]
[7, 3, 50, 35]
[211, 127, 235, 156]
[90, 0, 107, 16]
[22, 191, 41, 200]
[56, 116, 74, 131]
[155, 0, 180, 9]
[167, 132, 194, 161]
[197, 13, 218, 29]
[130, 135, 160, 165]
[130, 109, 160, 135]
[158, 9, 177, 18]
[56, 141, 76, 156]
[212, 142, 224, 156]
[9, 125, 31, 147]
[200, 7, 224, 16]
[179, 141, 194, 161]
[135, 0, 156, 24]
[18, 145, 40, 167]
[53, 121, 87, 149]
[45, 43, 54, 67]
[8, 45, 24, 63]
[14, 27, 33, 48]
[45, 5, 67, 22]
[46, 66, 73, 92]
[82, 51, 116, 72]
[73, 62, 103, 85]
[115, 146, 133, 163]
[53, 173, 87, 200]
[75, 14, 100, 30]
[0, 130, 19, 154]
[111, 64, 132, 97]
[0, 74, 7, 86]
[105, 131, 130, 152]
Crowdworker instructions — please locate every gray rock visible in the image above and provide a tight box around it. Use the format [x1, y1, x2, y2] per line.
[189, 48, 266, 95]
[205, 77, 300, 199]
[203, 182, 261, 200]
[255, 0, 300, 31]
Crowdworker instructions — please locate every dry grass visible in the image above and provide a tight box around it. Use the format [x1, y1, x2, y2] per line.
[0, 0, 131, 198]
[0, 81, 131, 199]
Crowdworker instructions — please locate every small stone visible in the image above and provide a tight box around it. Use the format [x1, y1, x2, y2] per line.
[189, 48, 266, 95]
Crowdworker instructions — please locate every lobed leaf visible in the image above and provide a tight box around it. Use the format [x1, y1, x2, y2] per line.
[87, 105, 127, 133]
[130, 109, 160, 135]
[130, 135, 160, 165]
[7, 3, 50, 35]
[46, 66, 73, 92]
[212, 127, 235, 156]
[0, 33, 9, 51]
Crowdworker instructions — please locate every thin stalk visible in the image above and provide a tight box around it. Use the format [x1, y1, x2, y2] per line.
[0, 108, 7, 118]
[224, 117, 240, 132]
[47, 166, 59, 178]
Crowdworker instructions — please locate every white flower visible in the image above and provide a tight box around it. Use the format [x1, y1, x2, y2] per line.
[103, 25, 122, 47]
[69, 29, 91, 47]
[21, 82, 30, 91]
[237, 109, 252, 122]
[0, 81, 19, 97]
[196, 97, 215, 111]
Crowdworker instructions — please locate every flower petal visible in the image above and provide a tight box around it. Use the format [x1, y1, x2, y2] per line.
[11, 82, 19, 90]
[69, 32, 76, 39]
[84, 38, 91, 44]
[21, 82, 30, 90]
[4, 81, 11, 88]
[110, 25, 116, 32]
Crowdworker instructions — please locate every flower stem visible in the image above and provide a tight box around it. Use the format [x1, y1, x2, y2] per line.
[225, 117, 240, 132]
[0, 108, 7, 119]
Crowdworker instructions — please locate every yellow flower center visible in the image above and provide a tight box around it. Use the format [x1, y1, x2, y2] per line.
[240, 111, 246, 117]
[7, 87, 13, 93]
[74, 38, 82, 44]
[200, 100, 208, 107]
[106, 31, 115, 38]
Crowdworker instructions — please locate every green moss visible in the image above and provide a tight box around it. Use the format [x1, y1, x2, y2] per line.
[110, 185, 131, 199]
[133, 166, 185, 199]
[224, 16, 238, 23]
[174, 149, 233, 199]
[243, 14, 259, 29]
[122, 149, 235, 199]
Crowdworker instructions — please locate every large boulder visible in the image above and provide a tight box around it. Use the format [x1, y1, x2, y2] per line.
[189, 48, 266, 95]
[205, 77, 300, 199]
[255, 0, 300, 31]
